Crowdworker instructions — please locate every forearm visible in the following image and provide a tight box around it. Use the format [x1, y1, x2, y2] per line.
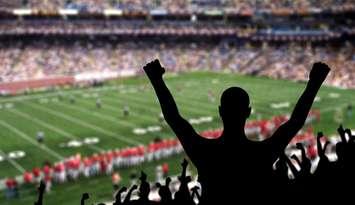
[289, 81, 321, 126]
[37, 194, 43, 205]
[149, 76, 181, 123]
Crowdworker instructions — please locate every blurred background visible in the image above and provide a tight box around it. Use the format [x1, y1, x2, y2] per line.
[0, 0, 354, 204]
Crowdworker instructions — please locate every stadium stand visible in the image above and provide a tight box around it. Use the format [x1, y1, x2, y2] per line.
[0, 40, 354, 93]
[1, 0, 354, 13]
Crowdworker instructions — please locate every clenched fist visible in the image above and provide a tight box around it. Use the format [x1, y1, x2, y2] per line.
[309, 62, 330, 85]
[143, 59, 165, 80]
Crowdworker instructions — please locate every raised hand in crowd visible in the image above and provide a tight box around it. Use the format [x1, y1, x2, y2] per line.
[191, 186, 201, 203]
[174, 159, 194, 205]
[124, 185, 138, 204]
[156, 177, 172, 204]
[113, 187, 127, 205]
[34, 180, 46, 205]
[80, 193, 89, 205]
[143, 59, 165, 81]
[315, 132, 331, 173]
[292, 143, 312, 179]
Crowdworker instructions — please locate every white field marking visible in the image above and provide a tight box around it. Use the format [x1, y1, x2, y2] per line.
[1, 80, 346, 121]
[8, 150, 25, 159]
[121, 93, 206, 115]
[0, 149, 26, 173]
[0, 121, 64, 160]
[105, 91, 221, 126]
[27, 102, 140, 146]
[270, 102, 290, 109]
[75, 93, 154, 122]
[95, 96, 154, 122]
[0, 81, 210, 118]
[8, 109, 104, 152]
[88, 90, 215, 127]
[54, 100, 136, 128]
[329, 93, 340, 98]
[104, 92, 208, 119]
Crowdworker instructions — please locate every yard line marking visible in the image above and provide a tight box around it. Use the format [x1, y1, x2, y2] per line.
[101, 91, 220, 124]
[115, 93, 205, 116]
[27, 102, 140, 146]
[54, 101, 136, 128]
[0, 149, 26, 173]
[0, 121, 64, 160]
[8, 109, 104, 152]
[78, 96, 153, 122]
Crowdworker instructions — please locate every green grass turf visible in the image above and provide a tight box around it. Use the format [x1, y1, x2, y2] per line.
[0, 71, 354, 204]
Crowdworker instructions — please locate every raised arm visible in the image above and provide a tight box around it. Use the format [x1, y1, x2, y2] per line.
[268, 62, 330, 157]
[81, 193, 90, 205]
[143, 60, 204, 160]
[34, 180, 46, 205]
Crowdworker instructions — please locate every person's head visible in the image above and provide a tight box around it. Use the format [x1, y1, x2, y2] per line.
[219, 87, 251, 128]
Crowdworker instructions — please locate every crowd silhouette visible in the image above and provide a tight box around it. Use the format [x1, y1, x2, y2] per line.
[31, 60, 355, 204]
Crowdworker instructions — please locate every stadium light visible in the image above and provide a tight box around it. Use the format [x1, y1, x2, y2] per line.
[13, 9, 32, 16]
[58, 9, 79, 16]
[104, 9, 123, 16]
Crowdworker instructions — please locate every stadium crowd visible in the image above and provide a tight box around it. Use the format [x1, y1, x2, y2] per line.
[0, 20, 256, 37]
[0, 40, 354, 88]
[2, 0, 355, 13]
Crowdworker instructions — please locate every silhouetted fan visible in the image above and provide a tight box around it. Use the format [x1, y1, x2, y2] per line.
[174, 159, 194, 205]
[34, 180, 46, 205]
[80, 193, 89, 205]
[190, 186, 201, 203]
[124, 185, 138, 204]
[144, 59, 330, 203]
[156, 177, 172, 204]
[113, 187, 127, 205]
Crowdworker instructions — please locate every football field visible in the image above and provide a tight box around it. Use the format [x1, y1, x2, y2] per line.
[0, 71, 354, 204]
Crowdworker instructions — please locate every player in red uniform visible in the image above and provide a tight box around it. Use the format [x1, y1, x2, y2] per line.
[32, 167, 41, 183]
[162, 163, 169, 178]
[23, 172, 33, 184]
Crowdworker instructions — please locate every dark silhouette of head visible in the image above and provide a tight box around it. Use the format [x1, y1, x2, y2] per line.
[219, 87, 251, 129]
[138, 171, 150, 201]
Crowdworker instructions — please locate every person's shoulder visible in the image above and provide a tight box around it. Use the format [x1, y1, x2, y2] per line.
[198, 134, 220, 145]
[252, 138, 273, 147]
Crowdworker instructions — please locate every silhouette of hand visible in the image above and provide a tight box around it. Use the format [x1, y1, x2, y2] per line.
[156, 182, 162, 188]
[181, 159, 188, 168]
[317, 132, 330, 161]
[337, 124, 346, 142]
[191, 186, 200, 192]
[82, 193, 89, 200]
[309, 62, 330, 84]
[294, 143, 311, 173]
[131, 184, 138, 190]
[143, 59, 165, 80]
[345, 128, 354, 143]
[118, 187, 127, 194]
[38, 180, 46, 193]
